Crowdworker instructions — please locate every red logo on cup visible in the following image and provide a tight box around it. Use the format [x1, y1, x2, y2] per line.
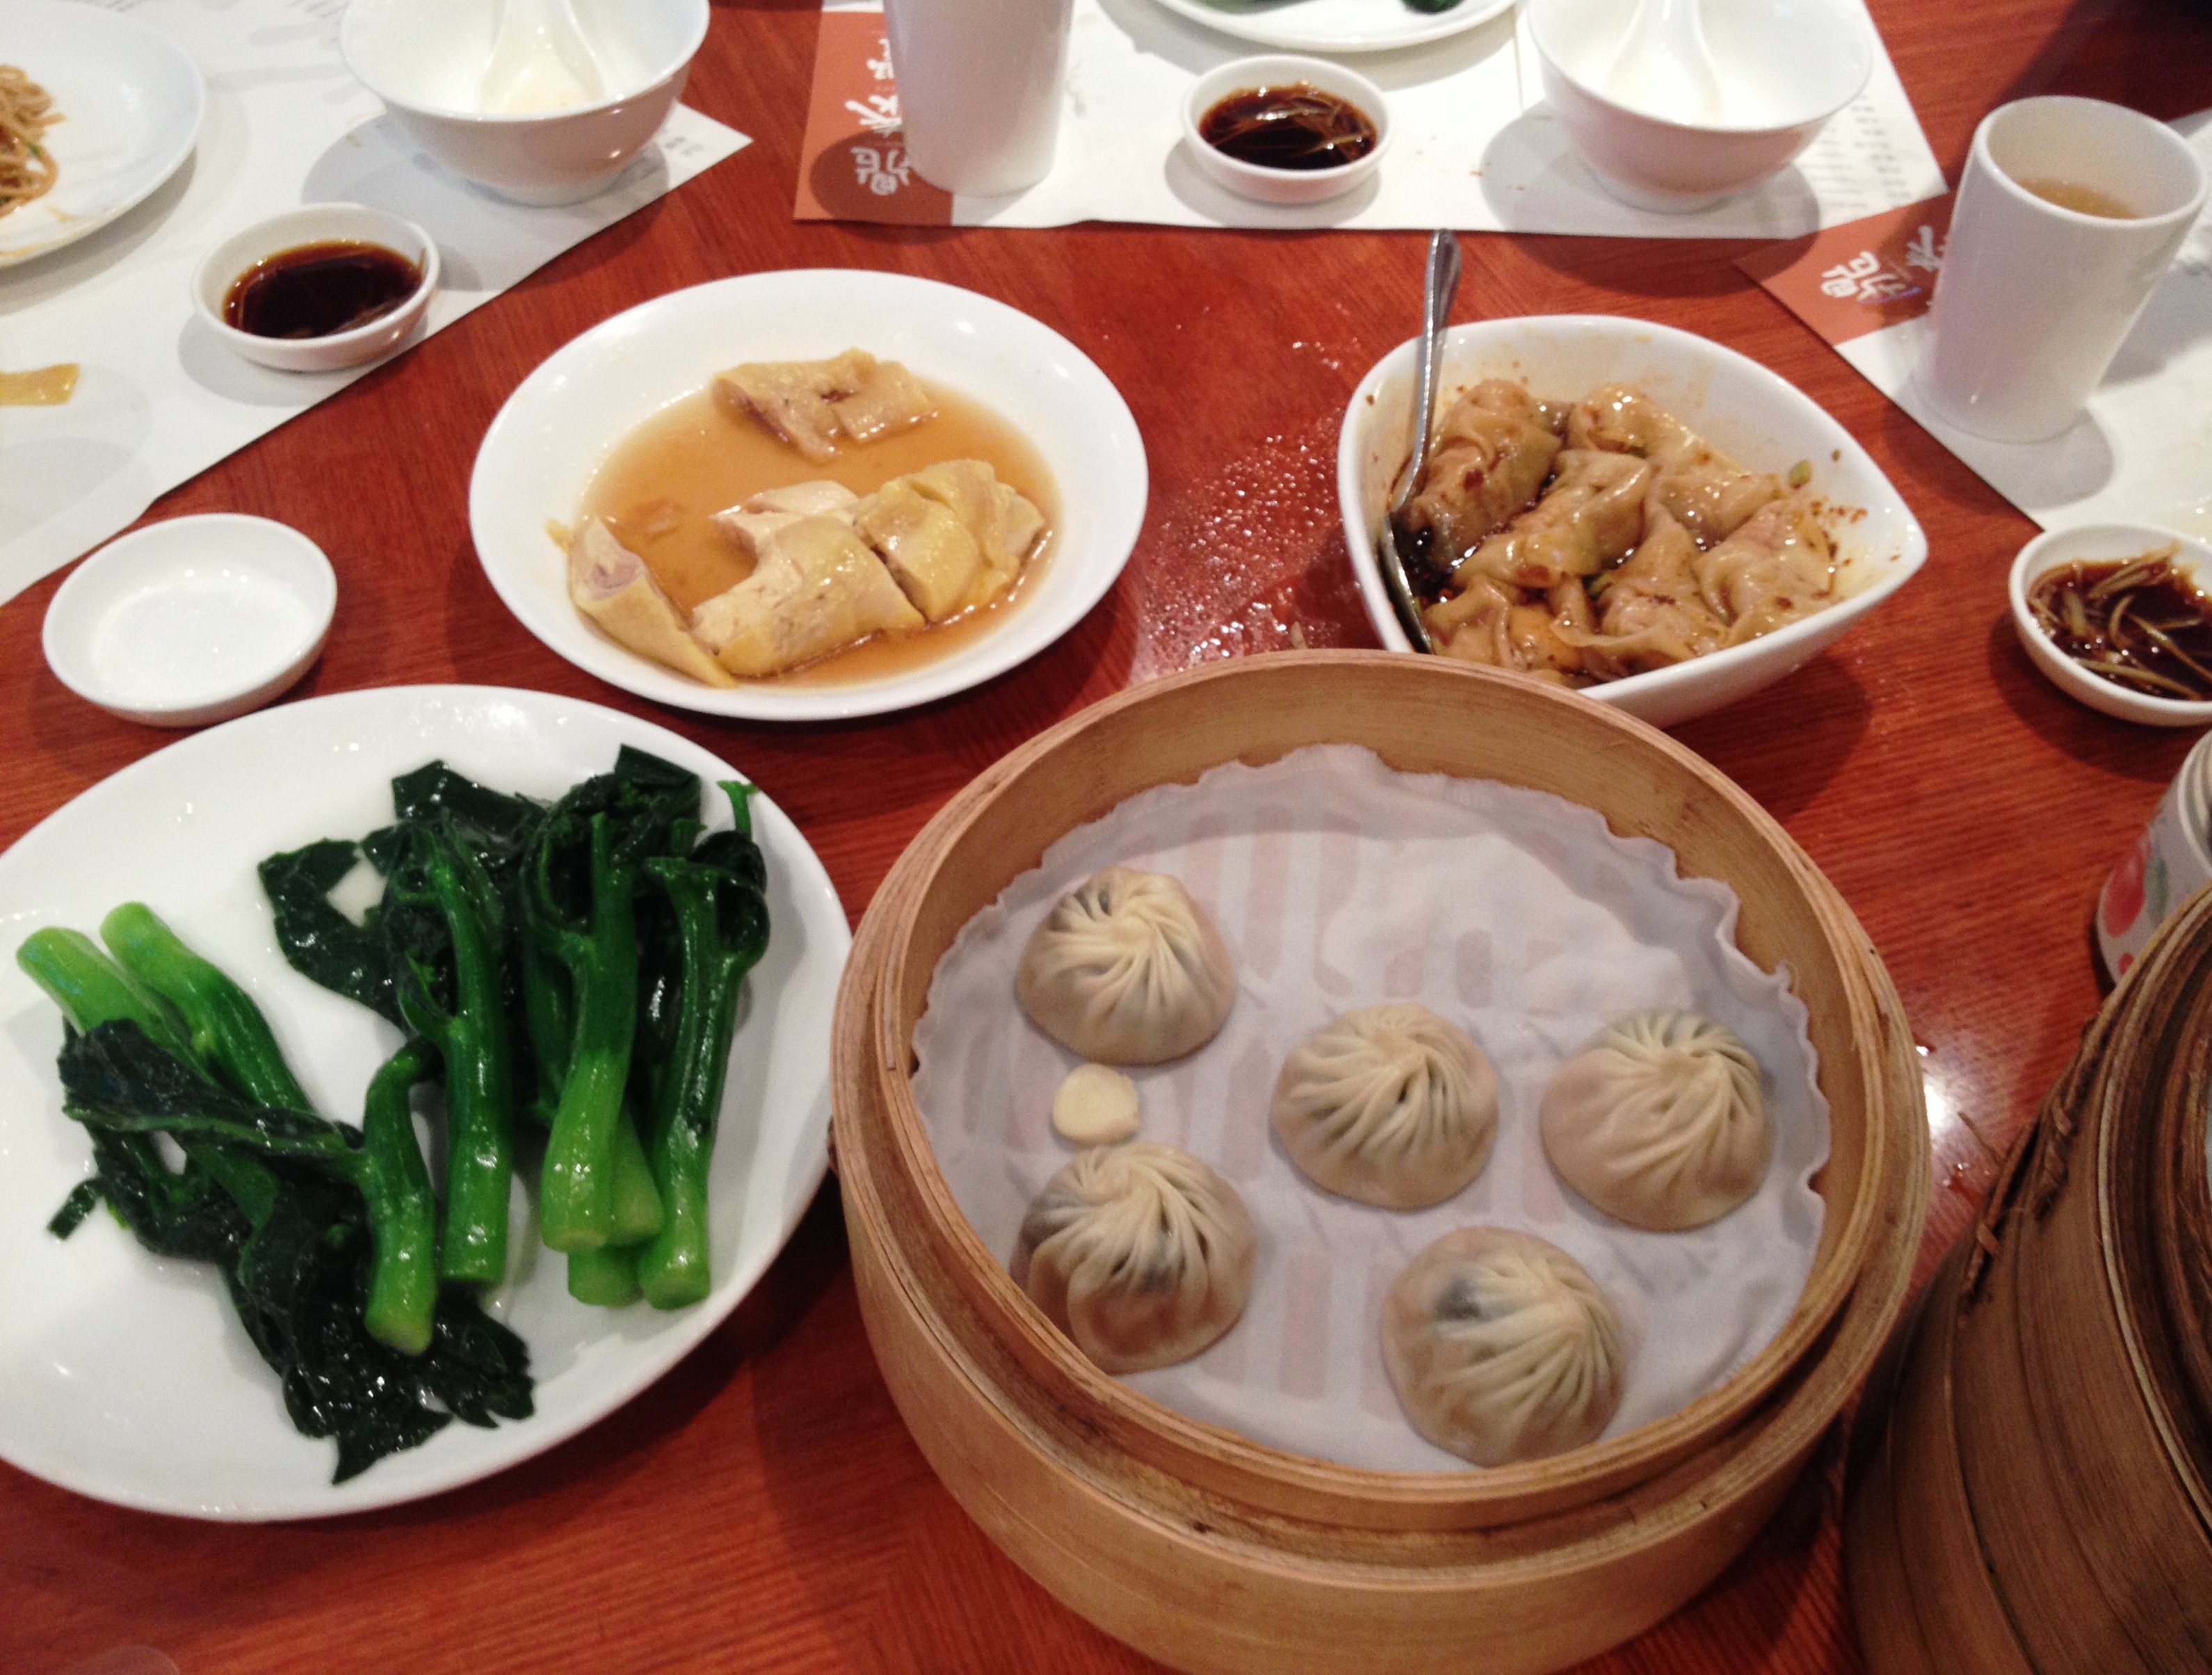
[2104, 833, 2151, 935]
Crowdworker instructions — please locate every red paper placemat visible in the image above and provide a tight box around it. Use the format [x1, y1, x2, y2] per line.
[795, 12, 951, 225]
[1738, 194, 1954, 346]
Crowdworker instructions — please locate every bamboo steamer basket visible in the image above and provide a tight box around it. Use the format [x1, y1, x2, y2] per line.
[1846, 879, 2212, 1674]
[1843, 1240, 2035, 1675]
[832, 653, 1930, 1674]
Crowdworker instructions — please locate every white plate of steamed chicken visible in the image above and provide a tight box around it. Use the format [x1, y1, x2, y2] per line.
[469, 270, 1148, 722]
[1337, 315, 1928, 730]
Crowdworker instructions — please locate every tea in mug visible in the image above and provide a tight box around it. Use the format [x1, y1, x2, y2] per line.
[2013, 175, 2139, 218]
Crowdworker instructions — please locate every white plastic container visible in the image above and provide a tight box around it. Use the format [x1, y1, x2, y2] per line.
[2097, 731, 2212, 982]
[883, 0, 1072, 196]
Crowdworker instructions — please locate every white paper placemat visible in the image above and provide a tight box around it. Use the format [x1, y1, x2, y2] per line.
[912, 746, 1830, 1473]
[799, 0, 1944, 238]
[0, 0, 752, 607]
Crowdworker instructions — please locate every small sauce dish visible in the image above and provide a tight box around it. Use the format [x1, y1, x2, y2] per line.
[1182, 55, 1390, 207]
[43, 515, 337, 728]
[193, 204, 438, 373]
[2010, 521, 2212, 727]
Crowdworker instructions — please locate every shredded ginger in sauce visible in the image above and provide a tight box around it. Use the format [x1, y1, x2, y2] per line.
[2029, 546, 2212, 702]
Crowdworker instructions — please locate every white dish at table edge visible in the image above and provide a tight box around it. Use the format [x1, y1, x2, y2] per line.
[41, 514, 337, 729]
[469, 270, 1149, 722]
[0, 685, 850, 1520]
[0, 1, 205, 268]
[2009, 522, 2212, 727]
[1337, 314, 1928, 731]
[1146, 0, 1514, 56]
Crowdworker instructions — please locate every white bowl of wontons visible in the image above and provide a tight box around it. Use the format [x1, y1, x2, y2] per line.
[1337, 315, 1926, 730]
[470, 270, 1147, 722]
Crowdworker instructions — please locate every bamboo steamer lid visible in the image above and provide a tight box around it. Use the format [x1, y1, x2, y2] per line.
[833, 655, 1931, 1674]
[1846, 877, 2212, 1673]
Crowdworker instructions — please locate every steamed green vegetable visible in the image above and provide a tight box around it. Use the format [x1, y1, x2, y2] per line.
[17, 925, 530, 1480]
[263, 748, 771, 1306]
[634, 784, 772, 1309]
[380, 817, 517, 1285]
[522, 750, 697, 1252]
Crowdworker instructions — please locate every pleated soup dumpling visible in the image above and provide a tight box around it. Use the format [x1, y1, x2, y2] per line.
[1013, 1142, 1256, 1374]
[1381, 1227, 1626, 1466]
[1270, 1004, 1499, 1210]
[1015, 866, 1236, 1065]
[1539, 1009, 1772, 1232]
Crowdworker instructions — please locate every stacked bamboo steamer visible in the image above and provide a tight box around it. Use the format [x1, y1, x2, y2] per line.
[1846, 874, 2212, 1672]
[832, 654, 1930, 1675]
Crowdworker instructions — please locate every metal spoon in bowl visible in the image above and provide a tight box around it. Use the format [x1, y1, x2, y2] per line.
[1375, 229, 1462, 654]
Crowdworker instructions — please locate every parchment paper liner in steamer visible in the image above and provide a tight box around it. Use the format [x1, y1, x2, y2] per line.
[846, 654, 1907, 1532]
[912, 745, 1830, 1473]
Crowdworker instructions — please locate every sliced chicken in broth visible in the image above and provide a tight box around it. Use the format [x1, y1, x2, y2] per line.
[568, 350, 1056, 685]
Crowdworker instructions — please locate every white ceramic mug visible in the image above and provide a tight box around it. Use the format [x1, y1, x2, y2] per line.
[1916, 96, 2207, 444]
[884, 0, 1073, 196]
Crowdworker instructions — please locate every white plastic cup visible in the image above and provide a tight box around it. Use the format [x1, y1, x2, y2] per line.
[1916, 96, 2207, 444]
[884, 0, 1072, 196]
[2097, 731, 2212, 982]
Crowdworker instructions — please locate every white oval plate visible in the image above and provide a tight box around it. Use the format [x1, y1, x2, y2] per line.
[1339, 315, 1928, 731]
[0, 1, 206, 268]
[0, 686, 850, 1519]
[469, 270, 1149, 722]
[1147, 0, 1514, 55]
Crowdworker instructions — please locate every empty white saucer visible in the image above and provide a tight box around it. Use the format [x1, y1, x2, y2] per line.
[43, 515, 337, 727]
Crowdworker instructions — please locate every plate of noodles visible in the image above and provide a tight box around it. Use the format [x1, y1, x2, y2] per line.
[0, 1, 204, 268]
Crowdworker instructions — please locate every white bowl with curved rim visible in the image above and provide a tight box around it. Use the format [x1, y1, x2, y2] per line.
[191, 204, 438, 374]
[2010, 523, 2212, 727]
[1181, 55, 1391, 206]
[340, 0, 707, 205]
[1337, 315, 1928, 730]
[42, 515, 337, 728]
[1526, 0, 1873, 213]
[469, 269, 1149, 722]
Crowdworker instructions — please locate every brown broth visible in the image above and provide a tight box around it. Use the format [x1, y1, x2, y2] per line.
[577, 380, 1059, 686]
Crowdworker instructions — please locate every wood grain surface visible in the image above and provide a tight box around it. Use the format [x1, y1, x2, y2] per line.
[5, 1, 2210, 1670]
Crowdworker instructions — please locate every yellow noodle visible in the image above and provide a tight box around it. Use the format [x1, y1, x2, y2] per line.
[0, 65, 60, 219]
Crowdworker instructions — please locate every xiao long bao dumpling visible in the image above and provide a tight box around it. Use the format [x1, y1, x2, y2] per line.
[1540, 1009, 1772, 1232]
[1015, 866, 1236, 1065]
[1013, 1142, 1257, 1374]
[1381, 1227, 1626, 1466]
[1271, 1004, 1499, 1210]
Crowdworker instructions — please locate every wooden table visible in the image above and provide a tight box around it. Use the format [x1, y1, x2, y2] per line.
[6, 3, 2209, 1669]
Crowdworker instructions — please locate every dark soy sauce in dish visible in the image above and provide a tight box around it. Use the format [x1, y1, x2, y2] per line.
[2030, 547, 2212, 701]
[1199, 83, 1379, 171]
[224, 241, 423, 339]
